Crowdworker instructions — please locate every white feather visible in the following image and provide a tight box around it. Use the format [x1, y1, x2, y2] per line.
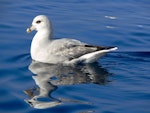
[27, 15, 118, 64]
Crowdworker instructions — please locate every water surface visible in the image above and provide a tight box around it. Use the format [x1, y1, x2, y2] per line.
[0, 0, 150, 113]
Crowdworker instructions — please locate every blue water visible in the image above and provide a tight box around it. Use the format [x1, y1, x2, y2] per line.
[0, 0, 150, 113]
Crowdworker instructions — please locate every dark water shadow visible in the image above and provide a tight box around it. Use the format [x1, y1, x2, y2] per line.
[109, 51, 150, 62]
[24, 61, 111, 109]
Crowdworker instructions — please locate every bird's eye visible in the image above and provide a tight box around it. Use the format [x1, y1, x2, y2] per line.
[36, 20, 41, 24]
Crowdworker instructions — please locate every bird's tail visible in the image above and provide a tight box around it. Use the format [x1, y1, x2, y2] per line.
[79, 46, 118, 63]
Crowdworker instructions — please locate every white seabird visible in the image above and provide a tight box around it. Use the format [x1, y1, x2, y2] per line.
[26, 15, 117, 65]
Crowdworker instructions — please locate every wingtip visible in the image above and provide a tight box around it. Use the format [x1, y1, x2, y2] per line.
[110, 47, 118, 51]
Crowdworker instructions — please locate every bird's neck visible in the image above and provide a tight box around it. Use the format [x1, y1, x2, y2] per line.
[36, 28, 53, 40]
[31, 29, 53, 61]
[31, 28, 53, 51]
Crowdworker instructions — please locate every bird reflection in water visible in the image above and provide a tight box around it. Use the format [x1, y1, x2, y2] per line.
[24, 61, 111, 109]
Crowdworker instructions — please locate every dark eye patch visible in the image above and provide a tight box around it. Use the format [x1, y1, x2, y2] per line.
[36, 20, 41, 24]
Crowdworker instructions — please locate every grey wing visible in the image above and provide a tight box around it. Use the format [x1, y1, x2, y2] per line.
[58, 45, 115, 60]
[49, 38, 84, 52]
[58, 45, 93, 60]
[49, 38, 115, 60]
[48, 38, 88, 59]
